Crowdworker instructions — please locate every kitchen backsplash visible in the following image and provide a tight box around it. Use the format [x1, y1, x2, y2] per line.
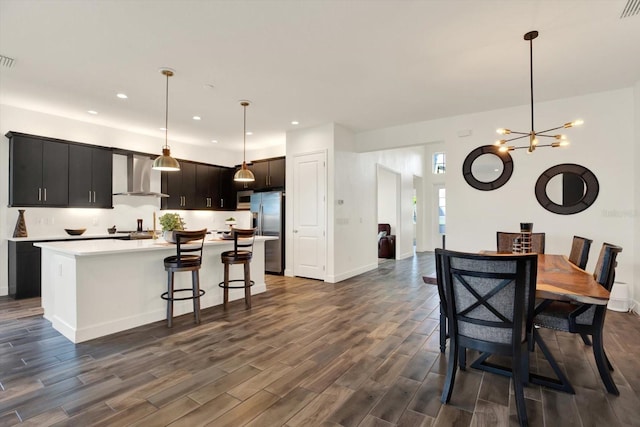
[5, 198, 251, 238]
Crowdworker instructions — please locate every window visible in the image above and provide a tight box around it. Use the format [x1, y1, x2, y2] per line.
[438, 187, 446, 234]
[433, 152, 446, 174]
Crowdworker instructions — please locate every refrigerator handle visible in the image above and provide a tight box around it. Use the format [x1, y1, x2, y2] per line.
[260, 205, 264, 235]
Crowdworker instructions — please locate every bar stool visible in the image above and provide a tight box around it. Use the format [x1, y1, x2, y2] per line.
[218, 228, 255, 308]
[160, 229, 207, 327]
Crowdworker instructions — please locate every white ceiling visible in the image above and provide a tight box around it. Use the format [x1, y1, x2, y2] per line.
[1, 0, 639, 152]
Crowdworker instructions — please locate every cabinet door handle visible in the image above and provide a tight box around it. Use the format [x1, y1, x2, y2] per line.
[93, 191, 96, 203]
[220, 198, 223, 207]
[89, 191, 92, 202]
[38, 188, 42, 201]
[43, 188, 47, 201]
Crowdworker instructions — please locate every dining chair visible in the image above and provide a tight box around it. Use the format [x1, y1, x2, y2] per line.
[533, 243, 622, 395]
[568, 235, 592, 270]
[497, 231, 546, 254]
[437, 249, 537, 427]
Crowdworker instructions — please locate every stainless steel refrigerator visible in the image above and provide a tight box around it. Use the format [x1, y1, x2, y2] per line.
[250, 191, 284, 274]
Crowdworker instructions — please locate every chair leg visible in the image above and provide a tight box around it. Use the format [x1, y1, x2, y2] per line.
[223, 263, 230, 308]
[458, 346, 466, 371]
[244, 262, 251, 309]
[441, 339, 458, 404]
[512, 363, 529, 427]
[192, 270, 201, 324]
[439, 303, 447, 353]
[592, 328, 619, 395]
[166, 271, 174, 328]
[580, 332, 592, 346]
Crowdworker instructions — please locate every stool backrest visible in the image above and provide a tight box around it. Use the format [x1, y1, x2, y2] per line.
[232, 228, 256, 255]
[174, 229, 207, 265]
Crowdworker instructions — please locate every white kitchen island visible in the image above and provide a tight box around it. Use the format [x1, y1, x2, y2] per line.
[35, 236, 275, 343]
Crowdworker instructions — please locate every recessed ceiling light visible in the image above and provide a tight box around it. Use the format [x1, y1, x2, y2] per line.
[211, 139, 218, 143]
[193, 116, 201, 120]
[246, 131, 253, 136]
[291, 121, 299, 125]
[116, 93, 128, 99]
[87, 110, 98, 115]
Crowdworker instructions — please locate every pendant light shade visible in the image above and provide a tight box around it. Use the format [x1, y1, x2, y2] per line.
[152, 68, 180, 171]
[234, 100, 255, 182]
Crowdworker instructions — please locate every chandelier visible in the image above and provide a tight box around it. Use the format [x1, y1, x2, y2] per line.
[495, 31, 583, 153]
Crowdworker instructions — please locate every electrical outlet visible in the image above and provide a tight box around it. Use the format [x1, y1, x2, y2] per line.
[50, 217, 55, 225]
[92, 217, 98, 226]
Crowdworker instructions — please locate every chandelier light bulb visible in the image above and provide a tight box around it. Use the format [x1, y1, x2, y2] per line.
[496, 128, 511, 135]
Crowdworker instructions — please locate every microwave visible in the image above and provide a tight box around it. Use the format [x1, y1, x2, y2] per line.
[236, 190, 253, 210]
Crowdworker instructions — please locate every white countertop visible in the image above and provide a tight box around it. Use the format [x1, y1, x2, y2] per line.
[34, 235, 276, 256]
[7, 233, 129, 242]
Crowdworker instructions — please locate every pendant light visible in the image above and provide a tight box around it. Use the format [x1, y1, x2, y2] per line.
[234, 100, 255, 182]
[152, 68, 180, 171]
[494, 31, 583, 153]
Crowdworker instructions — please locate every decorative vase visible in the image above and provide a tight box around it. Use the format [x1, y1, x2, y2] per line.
[13, 209, 28, 238]
[163, 230, 176, 243]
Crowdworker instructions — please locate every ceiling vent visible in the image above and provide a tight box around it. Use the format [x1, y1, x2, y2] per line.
[621, 0, 640, 18]
[0, 54, 15, 68]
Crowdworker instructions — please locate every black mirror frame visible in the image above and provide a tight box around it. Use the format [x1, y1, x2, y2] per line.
[462, 145, 514, 191]
[535, 163, 599, 215]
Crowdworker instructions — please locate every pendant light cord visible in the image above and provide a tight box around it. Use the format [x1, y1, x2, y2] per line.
[529, 36, 534, 134]
[165, 72, 169, 150]
[243, 103, 247, 163]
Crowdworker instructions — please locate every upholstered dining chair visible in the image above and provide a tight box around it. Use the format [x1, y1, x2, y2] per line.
[534, 243, 623, 395]
[568, 235, 593, 270]
[497, 231, 546, 254]
[436, 249, 537, 427]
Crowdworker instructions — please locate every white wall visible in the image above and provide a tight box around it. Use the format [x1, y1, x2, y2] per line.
[285, 123, 424, 283]
[356, 88, 637, 307]
[284, 123, 334, 279]
[377, 165, 398, 232]
[0, 104, 270, 295]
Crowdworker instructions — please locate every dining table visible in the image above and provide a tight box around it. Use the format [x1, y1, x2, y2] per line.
[423, 252, 610, 394]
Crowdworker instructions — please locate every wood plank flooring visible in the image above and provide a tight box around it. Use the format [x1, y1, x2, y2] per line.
[1, 252, 639, 426]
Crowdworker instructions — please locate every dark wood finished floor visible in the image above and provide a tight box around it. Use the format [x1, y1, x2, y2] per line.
[1, 253, 639, 426]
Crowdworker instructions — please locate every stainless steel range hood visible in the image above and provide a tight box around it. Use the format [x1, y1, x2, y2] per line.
[113, 154, 169, 197]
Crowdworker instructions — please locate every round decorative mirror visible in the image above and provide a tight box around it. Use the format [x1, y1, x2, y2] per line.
[462, 145, 514, 191]
[535, 163, 599, 215]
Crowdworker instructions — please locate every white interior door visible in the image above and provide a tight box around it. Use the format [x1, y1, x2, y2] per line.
[293, 151, 326, 280]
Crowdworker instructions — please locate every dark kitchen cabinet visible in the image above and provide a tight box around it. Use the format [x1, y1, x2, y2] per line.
[68, 144, 113, 208]
[161, 161, 196, 209]
[251, 157, 285, 191]
[8, 132, 69, 207]
[8, 241, 41, 299]
[218, 167, 236, 210]
[195, 164, 217, 209]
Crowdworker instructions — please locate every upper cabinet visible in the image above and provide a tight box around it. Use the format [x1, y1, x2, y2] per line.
[9, 132, 69, 207]
[8, 132, 113, 208]
[161, 161, 234, 210]
[237, 156, 285, 192]
[161, 161, 196, 210]
[68, 144, 113, 208]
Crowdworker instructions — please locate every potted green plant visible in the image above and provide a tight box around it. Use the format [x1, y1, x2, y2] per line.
[159, 213, 185, 243]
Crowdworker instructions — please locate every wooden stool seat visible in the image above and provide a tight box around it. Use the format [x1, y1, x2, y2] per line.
[218, 228, 255, 309]
[160, 229, 207, 328]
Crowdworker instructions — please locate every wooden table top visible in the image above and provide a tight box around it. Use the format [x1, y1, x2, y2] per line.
[424, 252, 609, 306]
[536, 254, 609, 305]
